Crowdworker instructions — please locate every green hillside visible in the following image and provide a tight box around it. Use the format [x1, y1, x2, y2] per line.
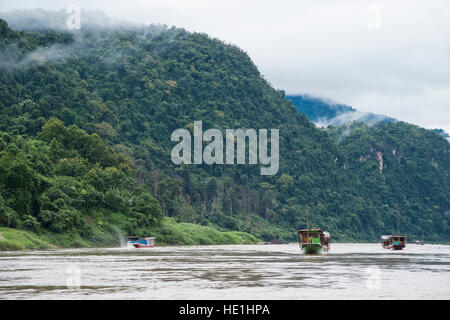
[0, 17, 448, 247]
[327, 122, 450, 240]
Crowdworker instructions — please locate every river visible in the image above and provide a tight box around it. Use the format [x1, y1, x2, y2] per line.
[0, 243, 449, 299]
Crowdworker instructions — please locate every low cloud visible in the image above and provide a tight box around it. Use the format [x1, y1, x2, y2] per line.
[314, 110, 393, 128]
[0, 0, 449, 132]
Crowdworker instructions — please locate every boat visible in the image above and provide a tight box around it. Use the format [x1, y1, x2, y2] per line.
[298, 228, 331, 254]
[416, 232, 424, 245]
[127, 236, 156, 248]
[298, 206, 331, 254]
[381, 235, 406, 250]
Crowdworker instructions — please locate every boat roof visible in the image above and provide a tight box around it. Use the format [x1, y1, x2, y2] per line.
[381, 235, 407, 239]
[128, 236, 156, 239]
[298, 229, 323, 232]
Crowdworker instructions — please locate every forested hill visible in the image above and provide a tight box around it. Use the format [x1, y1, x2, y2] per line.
[0, 13, 449, 243]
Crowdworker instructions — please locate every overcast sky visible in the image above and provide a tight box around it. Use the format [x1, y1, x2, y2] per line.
[1, 0, 449, 133]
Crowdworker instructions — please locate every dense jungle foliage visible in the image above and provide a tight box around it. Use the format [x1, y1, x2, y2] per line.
[0, 16, 448, 244]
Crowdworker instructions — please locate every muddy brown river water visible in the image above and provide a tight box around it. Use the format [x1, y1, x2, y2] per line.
[0, 243, 449, 299]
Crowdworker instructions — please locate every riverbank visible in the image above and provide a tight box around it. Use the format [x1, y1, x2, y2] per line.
[0, 217, 260, 251]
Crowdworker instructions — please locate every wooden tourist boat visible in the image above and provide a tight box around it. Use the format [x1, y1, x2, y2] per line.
[298, 228, 331, 254]
[298, 206, 331, 254]
[127, 236, 156, 248]
[381, 235, 406, 250]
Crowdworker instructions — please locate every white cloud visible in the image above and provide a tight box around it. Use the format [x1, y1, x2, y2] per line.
[1, 0, 449, 132]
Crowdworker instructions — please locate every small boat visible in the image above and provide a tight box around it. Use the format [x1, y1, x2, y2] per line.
[381, 235, 406, 250]
[298, 206, 330, 254]
[416, 232, 424, 245]
[127, 236, 156, 248]
[298, 229, 331, 254]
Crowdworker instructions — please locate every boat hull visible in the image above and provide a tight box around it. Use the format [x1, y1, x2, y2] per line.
[382, 244, 405, 250]
[132, 243, 154, 248]
[302, 244, 322, 254]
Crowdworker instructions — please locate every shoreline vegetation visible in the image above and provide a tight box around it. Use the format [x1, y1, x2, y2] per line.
[0, 217, 261, 251]
[2, 220, 446, 251]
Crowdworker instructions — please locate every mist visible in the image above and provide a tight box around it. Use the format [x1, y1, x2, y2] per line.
[0, 9, 172, 72]
[0, 0, 449, 133]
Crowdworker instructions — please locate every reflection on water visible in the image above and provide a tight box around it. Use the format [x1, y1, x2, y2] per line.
[0, 243, 449, 299]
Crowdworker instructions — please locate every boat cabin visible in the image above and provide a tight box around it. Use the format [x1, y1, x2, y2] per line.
[299, 229, 321, 245]
[381, 235, 406, 250]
